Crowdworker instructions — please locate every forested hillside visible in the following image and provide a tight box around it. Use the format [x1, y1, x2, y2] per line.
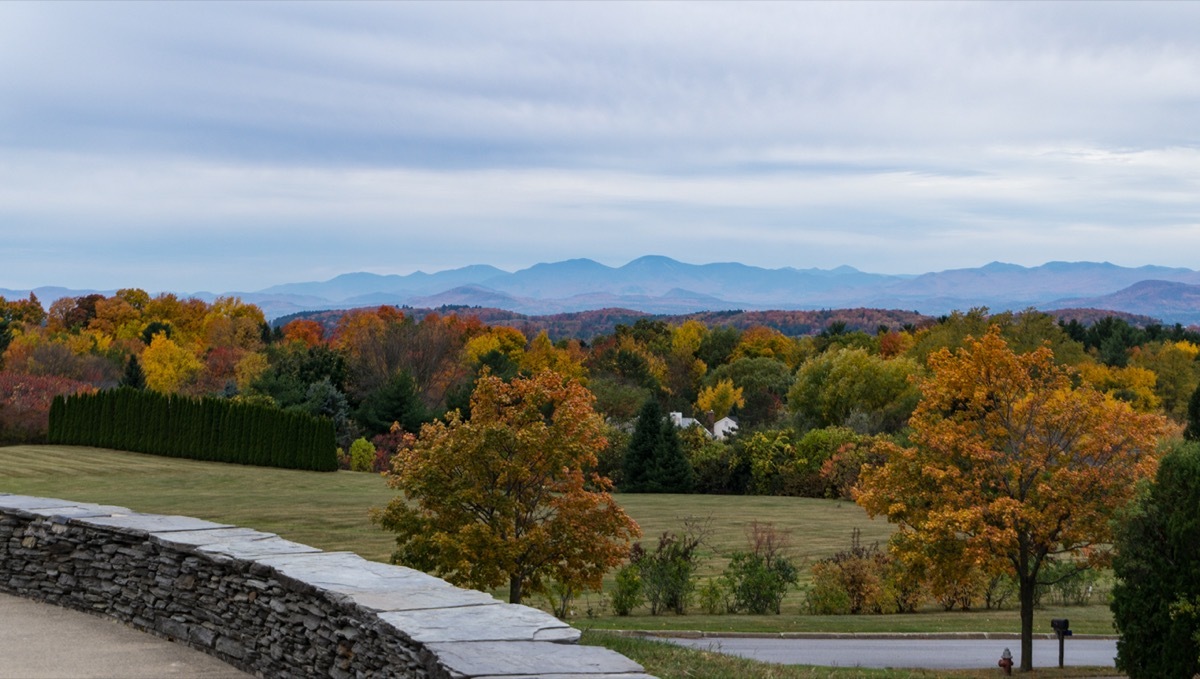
[277, 306, 937, 342]
[4, 290, 1198, 495]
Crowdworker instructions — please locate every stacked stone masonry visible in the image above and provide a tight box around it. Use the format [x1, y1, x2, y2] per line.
[0, 494, 654, 679]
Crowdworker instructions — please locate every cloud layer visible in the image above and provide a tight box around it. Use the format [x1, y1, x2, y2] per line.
[2, 2, 1198, 291]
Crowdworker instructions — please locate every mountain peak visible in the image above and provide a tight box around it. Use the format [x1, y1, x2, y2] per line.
[622, 255, 684, 269]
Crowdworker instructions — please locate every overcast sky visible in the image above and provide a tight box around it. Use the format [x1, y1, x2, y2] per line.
[2, 1, 1198, 293]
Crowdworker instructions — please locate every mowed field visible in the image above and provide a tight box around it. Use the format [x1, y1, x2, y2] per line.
[0, 445, 893, 570]
[0, 445, 1118, 636]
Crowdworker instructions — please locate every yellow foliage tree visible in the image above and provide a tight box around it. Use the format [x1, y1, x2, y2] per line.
[671, 320, 708, 357]
[141, 333, 203, 393]
[234, 352, 270, 393]
[695, 378, 744, 420]
[518, 331, 588, 381]
[732, 325, 801, 368]
[1077, 362, 1161, 412]
[462, 326, 527, 366]
[374, 370, 639, 605]
[856, 327, 1167, 671]
[1131, 340, 1200, 421]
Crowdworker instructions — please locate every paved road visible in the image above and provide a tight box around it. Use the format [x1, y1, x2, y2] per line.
[662, 636, 1118, 670]
[0, 593, 249, 679]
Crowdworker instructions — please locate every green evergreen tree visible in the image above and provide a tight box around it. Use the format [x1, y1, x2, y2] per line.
[1112, 442, 1200, 678]
[355, 371, 428, 438]
[1185, 383, 1200, 442]
[653, 416, 694, 493]
[623, 399, 694, 493]
[624, 399, 663, 492]
[48, 396, 64, 443]
[119, 355, 146, 390]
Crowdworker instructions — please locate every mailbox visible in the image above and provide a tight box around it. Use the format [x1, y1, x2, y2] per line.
[1050, 618, 1072, 668]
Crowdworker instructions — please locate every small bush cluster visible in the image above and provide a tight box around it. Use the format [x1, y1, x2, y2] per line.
[48, 387, 337, 471]
[631, 529, 704, 615]
[724, 523, 799, 614]
[348, 437, 375, 472]
[610, 519, 800, 617]
[806, 529, 1105, 615]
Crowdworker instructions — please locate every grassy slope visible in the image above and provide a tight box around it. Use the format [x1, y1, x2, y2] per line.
[0, 444, 399, 561]
[0, 445, 1118, 637]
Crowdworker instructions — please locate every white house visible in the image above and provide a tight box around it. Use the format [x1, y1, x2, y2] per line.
[669, 412, 739, 440]
[711, 416, 738, 440]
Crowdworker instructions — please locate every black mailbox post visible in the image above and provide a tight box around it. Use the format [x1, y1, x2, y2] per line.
[1050, 618, 1073, 668]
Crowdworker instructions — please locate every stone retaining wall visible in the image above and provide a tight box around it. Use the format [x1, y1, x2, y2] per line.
[0, 494, 652, 678]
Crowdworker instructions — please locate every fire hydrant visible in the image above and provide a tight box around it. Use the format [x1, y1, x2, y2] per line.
[998, 648, 1014, 675]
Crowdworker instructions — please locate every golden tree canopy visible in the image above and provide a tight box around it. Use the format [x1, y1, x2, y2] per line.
[374, 369, 639, 604]
[856, 326, 1167, 670]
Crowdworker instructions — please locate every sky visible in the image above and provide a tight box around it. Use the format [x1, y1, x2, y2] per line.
[2, 1, 1199, 293]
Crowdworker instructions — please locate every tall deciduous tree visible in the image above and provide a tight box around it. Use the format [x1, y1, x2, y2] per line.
[374, 369, 639, 605]
[141, 333, 203, 393]
[696, 378, 744, 421]
[856, 327, 1167, 672]
[789, 348, 921, 434]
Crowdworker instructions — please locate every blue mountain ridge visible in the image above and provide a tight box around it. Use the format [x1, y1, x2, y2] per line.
[5, 258, 1200, 324]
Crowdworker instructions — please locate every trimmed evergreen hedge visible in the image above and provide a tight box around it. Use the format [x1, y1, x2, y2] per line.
[48, 388, 337, 471]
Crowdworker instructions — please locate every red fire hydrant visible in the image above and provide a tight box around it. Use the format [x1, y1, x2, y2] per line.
[998, 648, 1014, 675]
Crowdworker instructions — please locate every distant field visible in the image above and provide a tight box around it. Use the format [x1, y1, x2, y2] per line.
[0, 445, 893, 570]
[0, 445, 1117, 636]
[0, 444, 399, 561]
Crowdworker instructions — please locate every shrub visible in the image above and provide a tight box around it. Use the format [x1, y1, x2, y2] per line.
[697, 577, 730, 615]
[546, 579, 578, 620]
[348, 437, 375, 472]
[631, 519, 708, 615]
[803, 529, 892, 614]
[742, 427, 869, 497]
[371, 423, 417, 473]
[610, 564, 644, 617]
[982, 573, 1017, 610]
[682, 426, 745, 494]
[1038, 561, 1100, 607]
[805, 562, 853, 614]
[724, 521, 799, 614]
[726, 552, 798, 614]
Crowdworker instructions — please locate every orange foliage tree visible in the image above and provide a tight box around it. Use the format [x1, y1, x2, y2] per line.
[374, 369, 640, 605]
[856, 327, 1167, 671]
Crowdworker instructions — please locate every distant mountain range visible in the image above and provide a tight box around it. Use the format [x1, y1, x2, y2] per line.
[6, 257, 1200, 325]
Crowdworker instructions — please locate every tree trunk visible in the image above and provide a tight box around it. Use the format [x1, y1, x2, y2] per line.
[509, 574, 523, 605]
[1019, 572, 1035, 672]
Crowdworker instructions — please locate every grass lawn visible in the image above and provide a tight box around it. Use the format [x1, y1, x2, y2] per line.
[0, 444, 1118, 638]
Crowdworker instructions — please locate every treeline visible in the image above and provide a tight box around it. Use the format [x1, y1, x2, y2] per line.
[48, 388, 336, 471]
[277, 306, 936, 343]
[4, 290, 1200, 487]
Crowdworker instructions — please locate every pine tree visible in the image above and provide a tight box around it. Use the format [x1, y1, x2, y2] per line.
[623, 399, 694, 493]
[652, 416, 694, 493]
[119, 355, 146, 390]
[624, 399, 664, 492]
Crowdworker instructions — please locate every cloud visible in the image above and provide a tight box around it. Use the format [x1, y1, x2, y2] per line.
[0, 2, 1198, 291]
